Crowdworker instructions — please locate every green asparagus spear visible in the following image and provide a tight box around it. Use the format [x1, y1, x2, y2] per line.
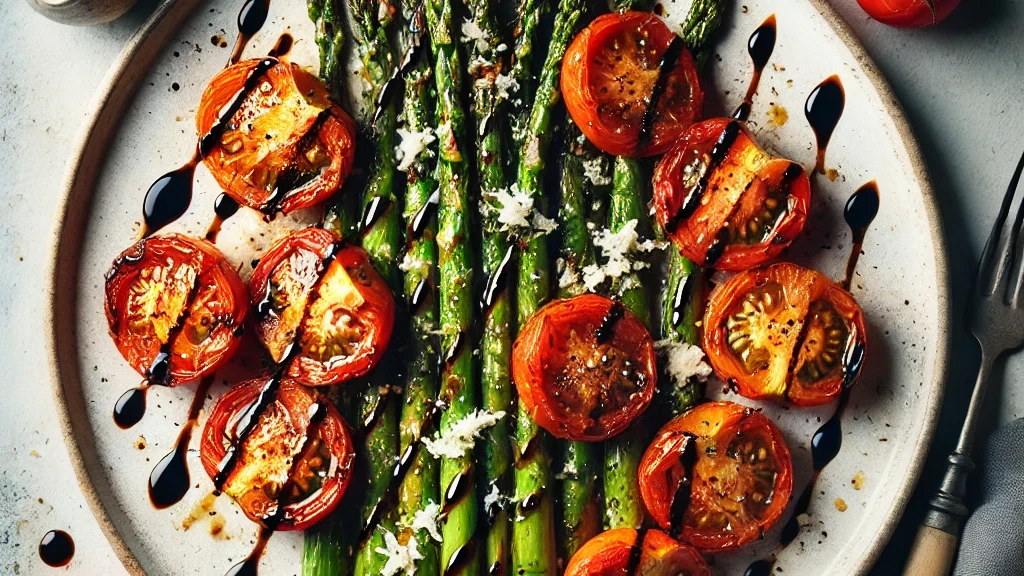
[424, 0, 482, 572]
[394, 6, 443, 575]
[555, 122, 604, 560]
[303, 4, 355, 574]
[601, 156, 651, 531]
[509, 0, 548, 150]
[513, 0, 585, 574]
[341, 1, 403, 575]
[462, 0, 515, 572]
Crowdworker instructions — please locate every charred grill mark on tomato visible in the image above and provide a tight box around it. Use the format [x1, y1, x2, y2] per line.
[258, 109, 335, 216]
[733, 15, 777, 122]
[149, 374, 216, 508]
[668, 432, 698, 538]
[842, 181, 880, 290]
[596, 301, 626, 344]
[805, 75, 845, 174]
[199, 58, 279, 158]
[664, 121, 742, 234]
[637, 36, 686, 149]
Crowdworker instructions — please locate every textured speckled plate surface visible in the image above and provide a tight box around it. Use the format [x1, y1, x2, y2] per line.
[47, 0, 949, 574]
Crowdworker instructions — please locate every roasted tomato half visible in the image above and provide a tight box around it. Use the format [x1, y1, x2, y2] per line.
[565, 528, 710, 576]
[703, 262, 867, 405]
[104, 234, 247, 385]
[562, 11, 703, 157]
[512, 294, 656, 442]
[653, 119, 811, 271]
[250, 227, 394, 386]
[196, 58, 357, 215]
[639, 401, 793, 552]
[200, 377, 355, 531]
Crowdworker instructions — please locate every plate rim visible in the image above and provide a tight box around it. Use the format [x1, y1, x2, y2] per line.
[43, 1, 951, 574]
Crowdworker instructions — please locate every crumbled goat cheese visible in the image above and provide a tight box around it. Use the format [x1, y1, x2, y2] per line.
[399, 252, 432, 277]
[655, 340, 713, 384]
[532, 212, 558, 235]
[593, 220, 641, 279]
[582, 157, 612, 186]
[461, 20, 491, 53]
[395, 127, 436, 172]
[558, 261, 579, 291]
[581, 263, 606, 292]
[494, 73, 520, 100]
[493, 185, 534, 230]
[422, 409, 506, 459]
[376, 530, 423, 576]
[408, 502, 443, 543]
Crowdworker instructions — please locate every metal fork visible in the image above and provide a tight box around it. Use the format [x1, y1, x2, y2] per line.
[904, 150, 1024, 576]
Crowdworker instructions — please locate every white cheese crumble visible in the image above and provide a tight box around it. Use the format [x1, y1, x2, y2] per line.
[422, 409, 506, 459]
[493, 185, 534, 230]
[483, 483, 502, 512]
[580, 220, 669, 291]
[494, 73, 520, 100]
[532, 212, 558, 235]
[395, 127, 436, 172]
[399, 252, 432, 277]
[376, 530, 423, 576]
[408, 502, 443, 543]
[461, 19, 491, 53]
[655, 340, 713, 384]
[582, 157, 612, 186]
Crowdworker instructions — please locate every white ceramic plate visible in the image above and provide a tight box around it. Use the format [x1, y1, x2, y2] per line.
[47, 0, 949, 574]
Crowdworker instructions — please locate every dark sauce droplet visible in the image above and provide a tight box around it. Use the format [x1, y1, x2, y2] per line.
[842, 181, 880, 290]
[624, 527, 649, 576]
[409, 189, 440, 239]
[595, 301, 626, 344]
[444, 541, 477, 576]
[360, 195, 392, 235]
[668, 433, 698, 537]
[113, 384, 149, 429]
[142, 157, 198, 237]
[733, 15, 777, 122]
[518, 490, 543, 514]
[224, 526, 272, 576]
[39, 530, 75, 567]
[442, 469, 474, 516]
[670, 273, 695, 329]
[229, 0, 271, 64]
[482, 245, 514, 313]
[744, 558, 776, 576]
[268, 33, 293, 59]
[206, 193, 241, 242]
[488, 561, 502, 576]
[805, 75, 845, 174]
[149, 376, 215, 509]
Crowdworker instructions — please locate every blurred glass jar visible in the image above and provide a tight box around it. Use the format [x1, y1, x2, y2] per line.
[27, 0, 138, 26]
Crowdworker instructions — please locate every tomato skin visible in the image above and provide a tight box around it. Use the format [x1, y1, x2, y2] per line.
[562, 11, 703, 157]
[104, 234, 248, 385]
[512, 294, 657, 442]
[702, 262, 868, 406]
[249, 228, 395, 386]
[857, 0, 959, 27]
[564, 528, 710, 576]
[199, 377, 355, 531]
[653, 119, 811, 271]
[196, 58, 357, 214]
[638, 402, 793, 553]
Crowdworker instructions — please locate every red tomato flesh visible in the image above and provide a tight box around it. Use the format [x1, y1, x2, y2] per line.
[564, 527, 710, 576]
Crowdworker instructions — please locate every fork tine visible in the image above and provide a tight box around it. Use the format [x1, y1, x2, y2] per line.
[978, 148, 1024, 298]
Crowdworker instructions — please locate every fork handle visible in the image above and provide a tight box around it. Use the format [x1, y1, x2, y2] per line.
[903, 453, 975, 576]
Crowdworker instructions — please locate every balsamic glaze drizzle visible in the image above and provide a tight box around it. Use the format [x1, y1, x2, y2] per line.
[149, 375, 216, 509]
[481, 245, 514, 313]
[637, 36, 686, 149]
[670, 272, 695, 329]
[38, 530, 75, 567]
[229, 0, 271, 65]
[205, 193, 240, 242]
[664, 121, 742, 233]
[409, 189, 440, 239]
[374, 2, 428, 126]
[596, 301, 626, 344]
[200, 58, 279, 158]
[360, 194, 392, 235]
[668, 432, 698, 538]
[444, 540, 477, 576]
[842, 181, 880, 290]
[113, 384, 149, 429]
[142, 155, 200, 238]
[624, 527, 650, 576]
[442, 467, 475, 516]
[224, 526, 272, 576]
[733, 15, 777, 122]
[805, 75, 845, 174]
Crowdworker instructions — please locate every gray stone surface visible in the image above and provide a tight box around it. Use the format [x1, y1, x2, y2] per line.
[1, 0, 1020, 573]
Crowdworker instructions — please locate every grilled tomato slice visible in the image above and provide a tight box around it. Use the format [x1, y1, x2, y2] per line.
[512, 294, 657, 442]
[200, 377, 355, 531]
[196, 58, 357, 215]
[653, 119, 811, 271]
[104, 234, 247, 385]
[564, 528, 710, 576]
[249, 228, 394, 386]
[703, 262, 867, 405]
[639, 401, 793, 552]
[562, 11, 703, 157]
